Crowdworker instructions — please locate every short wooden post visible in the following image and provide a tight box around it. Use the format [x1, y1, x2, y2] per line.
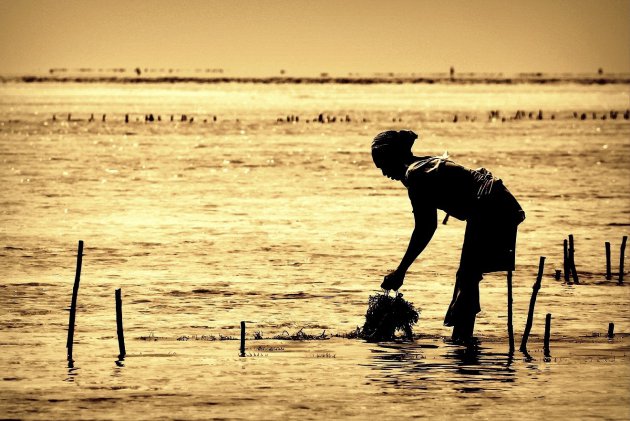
[115, 288, 126, 359]
[66, 241, 84, 361]
[507, 270, 514, 354]
[520, 256, 545, 353]
[442, 214, 450, 225]
[554, 270, 561, 280]
[607, 322, 615, 339]
[544, 313, 551, 358]
[568, 234, 579, 284]
[240, 321, 246, 357]
[605, 242, 612, 280]
[620, 236, 627, 285]
[563, 239, 570, 283]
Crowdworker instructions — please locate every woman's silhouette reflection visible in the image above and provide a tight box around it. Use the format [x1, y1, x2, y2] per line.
[364, 340, 516, 393]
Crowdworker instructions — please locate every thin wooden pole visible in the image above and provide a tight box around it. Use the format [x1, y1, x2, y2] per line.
[607, 322, 615, 339]
[605, 242, 612, 280]
[240, 321, 246, 357]
[620, 236, 627, 285]
[544, 313, 551, 358]
[115, 288, 126, 359]
[507, 270, 514, 354]
[563, 239, 570, 283]
[568, 234, 579, 284]
[520, 256, 545, 353]
[66, 240, 84, 361]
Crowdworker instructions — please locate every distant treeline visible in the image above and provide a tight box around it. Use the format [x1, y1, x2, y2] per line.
[5, 75, 630, 85]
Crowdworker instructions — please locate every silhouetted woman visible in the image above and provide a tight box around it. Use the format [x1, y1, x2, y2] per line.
[371, 130, 525, 342]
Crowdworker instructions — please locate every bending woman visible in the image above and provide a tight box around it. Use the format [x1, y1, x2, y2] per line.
[371, 130, 525, 342]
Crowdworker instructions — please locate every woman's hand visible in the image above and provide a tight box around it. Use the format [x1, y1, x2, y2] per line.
[381, 269, 405, 291]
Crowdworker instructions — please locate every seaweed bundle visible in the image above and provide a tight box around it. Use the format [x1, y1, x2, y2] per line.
[361, 293, 420, 341]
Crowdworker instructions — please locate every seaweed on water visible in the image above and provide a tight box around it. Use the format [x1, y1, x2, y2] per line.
[272, 328, 329, 341]
[136, 332, 167, 341]
[312, 352, 336, 358]
[333, 326, 363, 339]
[361, 293, 420, 342]
[254, 345, 285, 352]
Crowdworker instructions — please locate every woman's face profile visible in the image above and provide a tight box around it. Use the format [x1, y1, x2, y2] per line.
[378, 161, 405, 181]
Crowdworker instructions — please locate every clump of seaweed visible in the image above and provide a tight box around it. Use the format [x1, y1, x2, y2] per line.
[361, 293, 420, 342]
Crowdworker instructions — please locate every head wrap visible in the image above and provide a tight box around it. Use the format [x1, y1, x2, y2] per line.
[371, 130, 418, 167]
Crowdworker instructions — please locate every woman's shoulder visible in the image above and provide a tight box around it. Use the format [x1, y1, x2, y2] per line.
[405, 155, 446, 180]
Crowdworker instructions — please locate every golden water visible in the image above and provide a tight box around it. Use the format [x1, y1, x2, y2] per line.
[1, 82, 629, 419]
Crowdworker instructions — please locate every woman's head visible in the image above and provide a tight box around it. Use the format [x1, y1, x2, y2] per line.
[371, 130, 418, 180]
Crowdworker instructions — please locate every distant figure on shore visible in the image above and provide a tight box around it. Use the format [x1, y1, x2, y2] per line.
[450, 66, 455, 80]
[371, 130, 525, 343]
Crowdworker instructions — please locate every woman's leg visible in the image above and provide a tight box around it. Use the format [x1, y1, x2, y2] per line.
[445, 268, 483, 341]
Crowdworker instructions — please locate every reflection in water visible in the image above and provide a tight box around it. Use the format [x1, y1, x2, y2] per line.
[113, 359, 125, 379]
[364, 340, 516, 393]
[64, 365, 79, 383]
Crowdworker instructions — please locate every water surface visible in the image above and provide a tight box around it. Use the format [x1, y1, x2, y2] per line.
[1, 82, 629, 419]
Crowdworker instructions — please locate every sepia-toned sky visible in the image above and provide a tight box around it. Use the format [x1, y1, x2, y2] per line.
[0, 0, 629, 76]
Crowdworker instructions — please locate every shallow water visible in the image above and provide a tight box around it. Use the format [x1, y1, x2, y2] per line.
[1, 82, 629, 419]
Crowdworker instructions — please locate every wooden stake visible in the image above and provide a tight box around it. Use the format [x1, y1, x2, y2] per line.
[620, 236, 627, 285]
[544, 313, 551, 358]
[605, 241, 612, 280]
[520, 256, 545, 353]
[607, 322, 615, 339]
[115, 288, 126, 359]
[66, 240, 84, 361]
[568, 234, 579, 284]
[240, 321, 246, 357]
[563, 239, 570, 283]
[507, 270, 514, 354]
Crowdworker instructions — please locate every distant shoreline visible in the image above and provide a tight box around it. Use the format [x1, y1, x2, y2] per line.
[3, 74, 630, 85]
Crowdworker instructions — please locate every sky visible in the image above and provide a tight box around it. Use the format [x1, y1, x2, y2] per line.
[0, 0, 629, 77]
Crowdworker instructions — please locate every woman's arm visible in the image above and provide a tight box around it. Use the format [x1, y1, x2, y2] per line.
[400, 207, 438, 271]
[381, 206, 437, 290]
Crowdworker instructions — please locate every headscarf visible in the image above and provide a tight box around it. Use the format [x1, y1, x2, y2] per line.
[371, 130, 418, 167]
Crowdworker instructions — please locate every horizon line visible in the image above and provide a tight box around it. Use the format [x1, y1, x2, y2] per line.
[4, 73, 630, 86]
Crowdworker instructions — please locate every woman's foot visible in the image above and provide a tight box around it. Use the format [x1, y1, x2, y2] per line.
[451, 314, 476, 343]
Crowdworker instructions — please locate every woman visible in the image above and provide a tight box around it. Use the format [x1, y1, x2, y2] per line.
[371, 130, 525, 342]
